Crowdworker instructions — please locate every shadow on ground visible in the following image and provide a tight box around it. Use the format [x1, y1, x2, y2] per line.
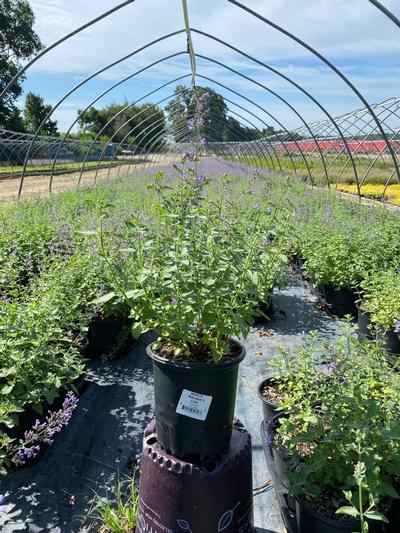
[0, 333, 154, 533]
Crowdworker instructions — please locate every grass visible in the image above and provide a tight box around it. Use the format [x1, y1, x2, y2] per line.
[0, 159, 130, 175]
[225, 155, 398, 186]
[94, 477, 138, 533]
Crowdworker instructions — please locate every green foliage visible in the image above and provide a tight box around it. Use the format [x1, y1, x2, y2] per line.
[272, 325, 400, 522]
[94, 476, 138, 533]
[23, 92, 58, 135]
[359, 269, 400, 330]
[98, 162, 290, 361]
[289, 187, 400, 289]
[0, 0, 42, 130]
[77, 101, 166, 147]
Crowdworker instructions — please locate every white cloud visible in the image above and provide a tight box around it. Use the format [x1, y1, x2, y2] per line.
[23, 0, 400, 132]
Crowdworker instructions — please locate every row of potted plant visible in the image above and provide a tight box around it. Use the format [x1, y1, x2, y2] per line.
[0, 247, 134, 474]
[259, 325, 400, 532]
[286, 186, 400, 350]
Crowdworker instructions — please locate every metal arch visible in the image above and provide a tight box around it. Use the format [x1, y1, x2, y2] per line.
[105, 89, 278, 176]
[112, 105, 270, 175]
[49, 52, 187, 191]
[97, 103, 260, 176]
[88, 83, 193, 184]
[369, 0, 400, 29]
[226, 1, 400, 185]
[86, 67, 306, 181]
[192, 31, 359, 193]
[196, 74, 306, 178]
[17, 30, 186, 197]
[121, 121, 249, 176]
[147, 121, 261, 171]
[196, 74, 283, 172]
[194, 53, 322, 185]
[71, 75, 191, 188]
[0, 1, 137, 100]
[139, 121, 259, 174]
[125, 108, 266, 172]
[91, 63, 304, 178]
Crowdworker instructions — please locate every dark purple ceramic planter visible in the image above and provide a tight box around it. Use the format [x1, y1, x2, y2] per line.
[137, 419, 254, 533]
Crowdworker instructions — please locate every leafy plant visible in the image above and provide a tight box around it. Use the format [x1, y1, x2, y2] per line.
[94, 476, 138, 533]
[359, 268, 400, 332]
[97, 161, 290, 361]
[275, 325, 400, 521]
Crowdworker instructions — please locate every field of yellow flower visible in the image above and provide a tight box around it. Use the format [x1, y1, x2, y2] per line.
[334, 183, 400, 206]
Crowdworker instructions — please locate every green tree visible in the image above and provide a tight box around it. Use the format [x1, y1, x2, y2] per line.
[77, 101, 166, 148]
[166, 85, 277, 143]
[166, 85, 228, 143]
[0, 0, 42, 131]
[23, 92, 58, 135]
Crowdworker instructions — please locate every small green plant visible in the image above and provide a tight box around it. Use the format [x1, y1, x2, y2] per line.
[359, 268, 400, 332]
[94, 477, 138, 533]
[337, 438, 388, 533]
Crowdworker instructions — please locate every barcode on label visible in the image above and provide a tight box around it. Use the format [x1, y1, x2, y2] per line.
[176, 389, 213, 421]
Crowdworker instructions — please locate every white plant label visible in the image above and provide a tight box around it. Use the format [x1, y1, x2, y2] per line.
[176, 389, 213, 421]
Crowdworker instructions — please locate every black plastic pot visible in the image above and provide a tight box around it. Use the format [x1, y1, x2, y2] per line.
[147, 339, 245, 460]
[357, 305, 373, 339]
[296, 498, 389, 532]
[257, 293, 274, 320]
[86, 317, 131, 358]
[260, 420, 296, 532]
[267, 413, 291, 490]
[317, 284, 357, 318]
[258, 377, 280, 423]
[383, 330, 400, 356]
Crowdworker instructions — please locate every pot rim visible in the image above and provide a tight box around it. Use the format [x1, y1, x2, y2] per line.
[146, 338, 246, 370]
[295, 495, 368, 526]
[257, 377, 280, 408]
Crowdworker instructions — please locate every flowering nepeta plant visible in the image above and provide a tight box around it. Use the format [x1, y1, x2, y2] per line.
[98, 87, 289, 361]
[7, 391, 78, 467]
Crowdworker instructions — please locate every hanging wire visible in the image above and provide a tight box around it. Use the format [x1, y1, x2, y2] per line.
[182, 0, 197, 90]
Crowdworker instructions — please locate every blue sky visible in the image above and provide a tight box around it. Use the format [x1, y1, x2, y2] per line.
[20, 0, 400, 133]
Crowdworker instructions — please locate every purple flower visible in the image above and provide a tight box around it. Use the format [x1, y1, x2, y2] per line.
[181, 148, 196, 161]
[200, 138, 207, 146]
[195, 175, 207, 184]
[187, 118, 197, 130]
[9, 392, 79, 467]
[254, 203, 260, 211]
[0, 496, 5, 505]
[171, 298, 177, 305]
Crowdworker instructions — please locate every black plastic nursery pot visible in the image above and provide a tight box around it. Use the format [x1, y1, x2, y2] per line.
[86, 317, 131, 358]
[256, 293, 274, 320]
[357, 305, 373, 339]
[383, 330, 400, 356]
[147, 339, 245, 460]
[264, 412, 291, 490]
[258, 377, 281, 423]
[296, 498, 389, 533]
[317, 284, 358, 318]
